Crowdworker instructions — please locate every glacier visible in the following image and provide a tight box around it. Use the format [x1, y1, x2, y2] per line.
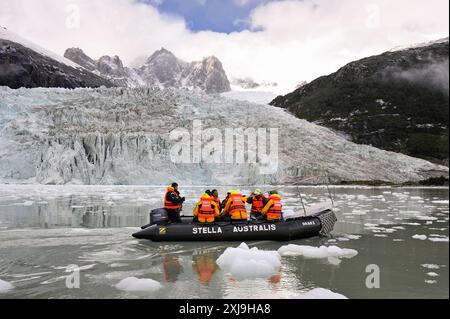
[0, 86, 447, 185]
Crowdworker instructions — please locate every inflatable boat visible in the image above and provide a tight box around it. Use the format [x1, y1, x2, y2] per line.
[132, 206, 337, 242]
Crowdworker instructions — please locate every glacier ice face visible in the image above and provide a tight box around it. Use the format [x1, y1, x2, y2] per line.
[0, 86, 447, 185]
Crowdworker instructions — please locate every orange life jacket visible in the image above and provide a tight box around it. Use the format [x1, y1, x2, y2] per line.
[164, 189, 182, 210]
[198, 196, 215, 223]
[229, 194, 247, 220]
[267, 195, 282, 221]
[251, 196, 264, 214]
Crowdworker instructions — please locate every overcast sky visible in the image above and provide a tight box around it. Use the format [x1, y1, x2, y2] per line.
[1, 0, 448, 93]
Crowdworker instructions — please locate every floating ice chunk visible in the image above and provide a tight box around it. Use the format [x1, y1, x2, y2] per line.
[364, 223, 379, 227]
[278, 244, 358, 260]
[412, 234, 427, 240]
[431, 200, 449, 204]
[421, 264, 440, 269]
[410, 196, 422, 200]
[393, 239, 405, 242]
[116, 277, 162, 292]
[299, 288, 347, 299]
[427, 272, 439, 277]
[428, 237, 449, 242]
[345, 234, 362, 240]
[425, 280, 437, 284]
[416, 216, 438, 221]
[352, 209, 368, 215]
[336, 237, 350, 241]
[0, 279, 14, 293]
[403, 222, 421, 226]
[392, 226, 406, 230]
[374, 234, 388, 237]
[216, 243, 281, 280]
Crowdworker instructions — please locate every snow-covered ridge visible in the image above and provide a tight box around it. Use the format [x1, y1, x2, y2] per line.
[0, 86, 447, 185]
[389, 37, 449, 52]
[0, 27, 82, 70]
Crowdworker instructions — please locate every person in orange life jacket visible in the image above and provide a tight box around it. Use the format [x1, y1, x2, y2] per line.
[220, 191, 231, 211]
[211, 189, 221, 212]
[220, 190, 248, 221]
[261, 190, 283, 222]
[193, 192, 220, 223]
[246, 188, 268, 219]
[164, 182, 185, 223]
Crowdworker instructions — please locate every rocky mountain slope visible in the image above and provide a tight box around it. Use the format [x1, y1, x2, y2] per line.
[64, 48, 143, 88]
[0, 86, 447, 185]
[271, 38, 449, 164]
[0, 27, 230, 93]
[0, 27, 113, 89]
[64, 47, 231, 93]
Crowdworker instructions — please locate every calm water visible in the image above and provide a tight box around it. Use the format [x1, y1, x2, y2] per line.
[0, 185, 448, 299]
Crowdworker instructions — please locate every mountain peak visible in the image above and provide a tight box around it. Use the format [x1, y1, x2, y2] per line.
[64, 47, 96, 71]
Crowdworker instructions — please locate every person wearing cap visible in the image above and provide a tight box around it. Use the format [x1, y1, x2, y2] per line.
[246, 189, 268, 220]
[163, 182, 185, 223]
[261, 190, 283, 222]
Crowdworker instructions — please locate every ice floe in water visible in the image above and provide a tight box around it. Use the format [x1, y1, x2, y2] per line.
[0, 279, 14, 293]
[298, 288, 347, 299]
[428, 237, 449, 242]
[412, 234, 427, 240]
[421, 264, 440, 269]
[426, 272, 439, 277]
[216, 243, 281, 280]
[345, 234, 362, 240]
[116, 277, 162, 292]
[415, 216, 438, 221]
[425, 280, 437, 284]
[277, 244, 358, 261]
[431, 200, 449, 204]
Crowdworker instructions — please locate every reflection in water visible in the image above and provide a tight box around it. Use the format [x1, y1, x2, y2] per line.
[0, 185, 448, 299]
[269, 273, 281, 284]
[192, 252, 218, 285]
[163, 255, 183, 283]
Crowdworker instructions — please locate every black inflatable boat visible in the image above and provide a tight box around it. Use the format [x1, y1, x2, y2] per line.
[132, 207, 337, 242]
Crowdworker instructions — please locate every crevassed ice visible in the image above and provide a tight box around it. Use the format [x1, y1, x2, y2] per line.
[0, 87, 447, 185]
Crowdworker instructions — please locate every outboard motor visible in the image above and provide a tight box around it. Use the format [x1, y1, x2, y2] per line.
[141, 208, 168, 229]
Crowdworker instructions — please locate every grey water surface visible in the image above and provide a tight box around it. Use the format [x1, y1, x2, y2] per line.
[0, 185, 448, 299]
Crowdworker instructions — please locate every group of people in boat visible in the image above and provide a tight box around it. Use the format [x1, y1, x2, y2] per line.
[163, 183, 283, 224]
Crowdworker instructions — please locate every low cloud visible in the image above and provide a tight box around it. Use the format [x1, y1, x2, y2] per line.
[391, 59, 449, 96]
[0, 0, 448, 94]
